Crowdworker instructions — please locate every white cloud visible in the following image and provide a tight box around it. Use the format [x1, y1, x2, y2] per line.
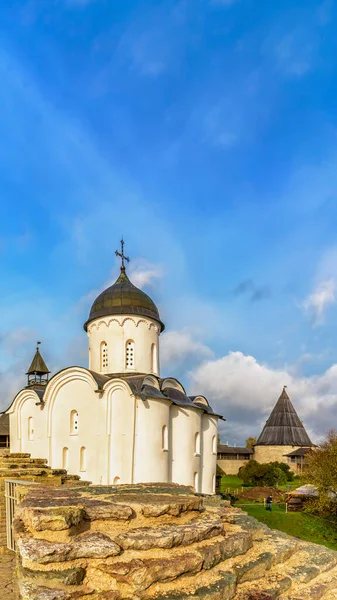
[129, 260, 163, 288]
[302, 279, 336, 325]
[1, 327, 37, 358]
[76, 260, 163, 317]
[0, 327, 40, 411]
[161, 329, 213, 371]
[189, 350, 337, 443]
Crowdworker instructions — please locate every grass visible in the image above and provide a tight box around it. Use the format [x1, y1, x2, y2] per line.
[277, 476, 304, 491]
[236, 502, 337, 551]
[220, 475, 243, 492]
[220, 475, 303, 493]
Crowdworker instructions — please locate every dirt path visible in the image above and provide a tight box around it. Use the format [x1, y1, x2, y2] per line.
[0, 552, 16, 600]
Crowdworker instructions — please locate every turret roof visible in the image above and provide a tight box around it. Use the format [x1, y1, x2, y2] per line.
[26, 347, 50, 376]
[255, 387, 313, 447]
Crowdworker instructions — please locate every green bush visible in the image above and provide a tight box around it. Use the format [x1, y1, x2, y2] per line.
[238, 459, 290, 487]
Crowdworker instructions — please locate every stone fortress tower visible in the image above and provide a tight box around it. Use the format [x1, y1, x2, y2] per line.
[253, 386, 314, 468]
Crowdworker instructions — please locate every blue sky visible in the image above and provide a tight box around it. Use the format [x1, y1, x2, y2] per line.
[1, 0, 337, 443]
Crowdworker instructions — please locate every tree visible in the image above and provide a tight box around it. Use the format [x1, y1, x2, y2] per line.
[304, 430, 337, 514]
[269, 461, 294, 482]
[245, 436, 257, 449]
[239, 459, 288, 487]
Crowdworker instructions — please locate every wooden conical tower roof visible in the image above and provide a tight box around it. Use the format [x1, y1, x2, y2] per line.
[26, 347, 50, 376]
[26, 343, 50, 389]
[256, 387, 313, 447]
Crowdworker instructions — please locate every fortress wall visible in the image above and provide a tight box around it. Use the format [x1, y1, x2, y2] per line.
[217, 458, 250, 476]
[253, 445, 299, 469]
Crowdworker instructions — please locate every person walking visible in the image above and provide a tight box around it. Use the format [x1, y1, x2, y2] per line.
[266, 495, 273, 511]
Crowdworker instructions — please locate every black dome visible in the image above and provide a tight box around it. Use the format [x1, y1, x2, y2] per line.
[84, 269, 164, 331]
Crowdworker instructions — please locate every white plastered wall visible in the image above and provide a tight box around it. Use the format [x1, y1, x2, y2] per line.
[133, 397, 171, 483]
[87, 316, 160, 375]
[8, 390, 48, 457]
[46, 370, 107, 485]
[105, 380, 136, 485]
[170, 405, 202, 492]
[201, 414, 218, 494]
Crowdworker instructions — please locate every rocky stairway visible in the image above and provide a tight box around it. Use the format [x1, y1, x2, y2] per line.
[0, 453, 90, 486]
[12, 484, 337, 600]
[0, 453, 90, 554]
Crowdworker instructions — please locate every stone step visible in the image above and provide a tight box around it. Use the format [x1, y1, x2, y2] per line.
[233, 551, 274, 583]
[1, 453, 31, 459]
[61, 479, 92, 488]
[0, 462, 49, 471]
[278, 564, 337, 600]
[111, 493, 203, 518]
[18, 531, 122, 564]
[234, 545, 337, 599]
[60, 474, 81, 481]
[148, 561, 238, 600]
[88, 532, 252, 594]
[222, 512, 269, 542]
[0, 469, 52, 477]
[0, 457, 47, 465]
[234, 574, 293, 599]
[114, 513, 224, 551]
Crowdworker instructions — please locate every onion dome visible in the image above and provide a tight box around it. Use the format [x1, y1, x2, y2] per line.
[84, 268, 164, 332]
[255, 386, 313, 447]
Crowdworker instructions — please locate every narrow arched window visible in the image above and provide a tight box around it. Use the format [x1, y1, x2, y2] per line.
[212, 474, 216, 494]
[113, 476, 120, 485]
[151, 343, 158, 373]
[62, 447, 69, 470]
[125, 340, 135, 369]
[194, 471, 199, 492]
[195, 432, 200, 455]
[80, 446, 86, 472]
[28, 417, 34, 441]
[70, 410, 79, 435]
[100, 342, 108, 371]
[162, 425, 168, 451]
[212, 435, 217, 454]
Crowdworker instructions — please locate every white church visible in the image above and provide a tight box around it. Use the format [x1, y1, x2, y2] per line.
[7, 242, 221, 494]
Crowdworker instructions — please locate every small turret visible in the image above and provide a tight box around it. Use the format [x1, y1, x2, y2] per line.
[26, 342, 50, 389]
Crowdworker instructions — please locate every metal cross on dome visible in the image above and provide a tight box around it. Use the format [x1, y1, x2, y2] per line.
[115, 238, 130, 271]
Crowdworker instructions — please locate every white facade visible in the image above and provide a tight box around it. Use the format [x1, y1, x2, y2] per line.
[88, 316, 160, 375]
[7, 269, 219, 494]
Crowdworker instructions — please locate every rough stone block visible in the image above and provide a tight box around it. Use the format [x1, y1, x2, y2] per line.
[97, 552, 203, 591]
[18, 532, 121, 564]
[234, 552, 273, 583]
[153, 571, 237, 600]
[21, 565, 86, 586]
[82, 499, 133, 521]
[141, 495, 202, 517]
[114, 514, 224, 550]
[17, 506, 85, 531]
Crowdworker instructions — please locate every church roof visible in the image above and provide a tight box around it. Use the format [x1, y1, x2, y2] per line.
[9, 367, 223, 420]
[255, 387, 313, 447]
[26, 347, 50, 375]
[84, 268, 164, 332]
